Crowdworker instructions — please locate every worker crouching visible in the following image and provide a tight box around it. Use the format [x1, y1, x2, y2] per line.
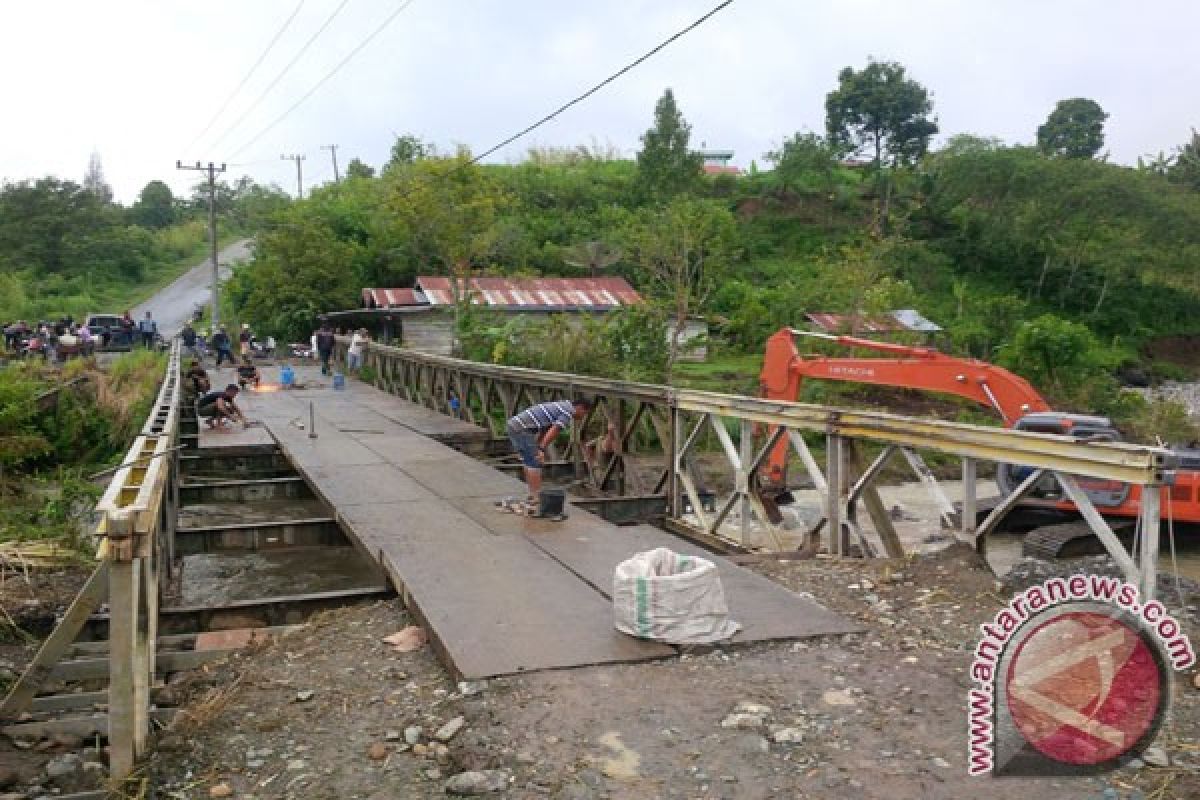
[197, 384, 245, 429]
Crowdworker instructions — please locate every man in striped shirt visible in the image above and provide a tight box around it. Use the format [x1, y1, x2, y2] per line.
[507, 397, 593, 504]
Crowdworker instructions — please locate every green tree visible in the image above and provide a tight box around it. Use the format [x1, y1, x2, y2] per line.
[1037, 98, 1108, 159]
[385, 134, 433, 172]
[383, 151, 512, 345]
[1168, 128, 1200, 191]
[130, 180, 176, 229]
[1000, 313, 1100, 398]
[825, 60, 937, 231]
[345, 158, 376, 180]
[765, 132, 841, 195]
[825, 60, 938, 170]
[635, 89, 702, 201]
[623, 197, 737, 378]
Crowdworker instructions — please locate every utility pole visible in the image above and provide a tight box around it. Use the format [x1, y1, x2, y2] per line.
[320, 144, 340, 182]
[281, 153, 306, 198]
[176, 160, 227, 328]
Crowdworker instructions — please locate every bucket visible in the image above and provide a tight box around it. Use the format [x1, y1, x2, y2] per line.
[280, 365, 294, 388]
[538, 487, 566, 516]
[332, 372, 345, 390]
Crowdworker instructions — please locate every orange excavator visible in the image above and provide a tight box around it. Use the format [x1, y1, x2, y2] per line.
[758, 328, 1200, 548]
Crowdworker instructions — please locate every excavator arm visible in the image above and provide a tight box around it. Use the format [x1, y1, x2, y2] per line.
[758, 328, 1051, 486]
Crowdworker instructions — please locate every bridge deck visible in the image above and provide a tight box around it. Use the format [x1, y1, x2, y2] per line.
[200, 365, 855, 681]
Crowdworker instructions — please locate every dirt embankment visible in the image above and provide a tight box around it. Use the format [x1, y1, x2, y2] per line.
[124, 546, 1200, 800]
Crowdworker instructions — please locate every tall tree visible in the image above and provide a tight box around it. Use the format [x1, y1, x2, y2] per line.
[385, 134, 433, 172]
[1037, 98, 1108, 159]
[825, 60, 937, 232]
[635, 89, 702, 201]
[345, 158, 376, 180]
[1168, 128, 1200, 191]
[825, 60, 938, 171]
[82, 151, 113, 203]
[130, 180, 176, 229]
[623, 197, 737, 377]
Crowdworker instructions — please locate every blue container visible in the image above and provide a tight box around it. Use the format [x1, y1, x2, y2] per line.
[280, 364, 294, 388]
[333, 371, 345, 390]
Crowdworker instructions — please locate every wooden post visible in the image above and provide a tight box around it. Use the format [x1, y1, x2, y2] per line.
[739, 419, 753, 546]
[668, 407, 682, 520]
[826, 434, 844, 556]
[961, 457, 978, 545]
[1138, 486, 1161, 602]
[107, 514, 138, 780]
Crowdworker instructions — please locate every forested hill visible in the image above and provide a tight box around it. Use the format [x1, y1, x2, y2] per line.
[231, 75, 1200, 424]
[0, 172, 288, 323]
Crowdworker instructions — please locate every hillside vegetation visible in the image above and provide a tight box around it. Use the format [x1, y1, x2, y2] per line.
[0, 170, 288, 323]
[227, 65, 1200, 435]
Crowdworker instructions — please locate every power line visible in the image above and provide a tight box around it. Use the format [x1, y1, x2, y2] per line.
[229, 0, 419, 159]
[469, 0, 734, 165]
[184, 0, 308, 154]
[208, 0, 354, 153]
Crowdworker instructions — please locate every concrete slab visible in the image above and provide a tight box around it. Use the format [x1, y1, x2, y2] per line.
[398, 457, 528, 499]
[304, 463, 441, 507]
[197, 421, 275, 450]
[538, 518, 860, 643]
[338, 501, 675, 679]
[450, 497, 859, 643]
[235, 368, 856, 681]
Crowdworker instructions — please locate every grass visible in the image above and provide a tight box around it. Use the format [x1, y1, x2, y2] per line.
[673, 351, 763, 393]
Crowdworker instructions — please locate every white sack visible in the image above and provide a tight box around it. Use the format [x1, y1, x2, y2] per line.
[613, 547, 741, 644]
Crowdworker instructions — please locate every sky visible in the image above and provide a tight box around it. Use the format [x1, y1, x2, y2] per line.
[2, 0, 1197, 204]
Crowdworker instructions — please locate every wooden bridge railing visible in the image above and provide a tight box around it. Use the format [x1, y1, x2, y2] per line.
[0, 340, 183, 779]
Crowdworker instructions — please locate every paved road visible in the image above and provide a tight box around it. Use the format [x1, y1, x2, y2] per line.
[131, 239, 254, 337]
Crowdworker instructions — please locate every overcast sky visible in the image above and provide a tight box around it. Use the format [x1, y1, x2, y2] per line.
[3, 0, 1196, 204]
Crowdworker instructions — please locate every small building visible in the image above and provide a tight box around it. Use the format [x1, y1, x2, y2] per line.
[698, 149, 741, 176]
[804, 309, 942, 340]
[326, 276, 709, 362]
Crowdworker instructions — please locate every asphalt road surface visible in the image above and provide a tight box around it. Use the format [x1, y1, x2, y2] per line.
[131, 239, 254, 337]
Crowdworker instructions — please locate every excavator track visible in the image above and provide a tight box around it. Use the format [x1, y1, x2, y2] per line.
[1022, 520, 1137, 560]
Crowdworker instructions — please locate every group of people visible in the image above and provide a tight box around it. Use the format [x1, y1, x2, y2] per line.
[307, 323, 370, 375]
[3, 317, 95, 361]
[180, 321, 274, 367]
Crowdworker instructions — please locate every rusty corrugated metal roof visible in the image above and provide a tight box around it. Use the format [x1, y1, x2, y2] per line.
[415, 276, 642, 310]
[805, 310, 941, 334]
[362, 288, 424, 309]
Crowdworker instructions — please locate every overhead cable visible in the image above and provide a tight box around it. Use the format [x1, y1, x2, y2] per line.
[185, 0, 308, 154]
[470, 0, 734, 164]
[209, 0, 355, 152]
[228, 0, 419, 159]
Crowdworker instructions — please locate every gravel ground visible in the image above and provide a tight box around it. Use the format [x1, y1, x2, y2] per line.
[130, 545, 1200, 800]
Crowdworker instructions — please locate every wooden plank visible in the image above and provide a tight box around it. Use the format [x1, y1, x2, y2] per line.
[3, 708, 176, 740]
[50, 648, 236, 681]
[69, 624, 306, 656]
[0, 563, 108, 720]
